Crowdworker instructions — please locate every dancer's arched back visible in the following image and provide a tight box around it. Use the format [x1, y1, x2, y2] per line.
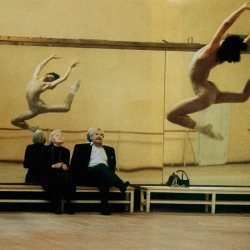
[167, 2, 250, 140]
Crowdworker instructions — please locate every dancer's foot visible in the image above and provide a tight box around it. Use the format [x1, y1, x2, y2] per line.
[70, 79, 81, 94]
[243, 79, 250, 96]
[195, 124, 223, 141]
[28, 126, 38, 132]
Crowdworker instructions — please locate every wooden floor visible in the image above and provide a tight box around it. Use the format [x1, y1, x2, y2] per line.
[0, 211, 250, 250]
[0, 162, 250, 249]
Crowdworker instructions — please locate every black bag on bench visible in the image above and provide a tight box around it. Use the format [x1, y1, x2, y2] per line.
[166, 170, 190, 187]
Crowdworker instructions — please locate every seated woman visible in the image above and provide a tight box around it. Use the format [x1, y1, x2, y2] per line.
[40, 130, 76, 214]
[23, 130, 46, 184]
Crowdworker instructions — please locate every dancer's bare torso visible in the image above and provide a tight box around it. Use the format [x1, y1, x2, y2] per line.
[26, 79, 47, 112]
[188, 45, 222, 95]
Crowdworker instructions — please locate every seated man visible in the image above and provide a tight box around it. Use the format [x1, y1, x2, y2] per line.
[70, 128, 130, 215]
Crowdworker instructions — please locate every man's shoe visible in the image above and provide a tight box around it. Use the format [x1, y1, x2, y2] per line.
[119, 181, 130, 193]
[54, 209, 62, 214]
[101, 207, 111, 216]
[64, 203, 75, 215]
[53, 200, 62, 214]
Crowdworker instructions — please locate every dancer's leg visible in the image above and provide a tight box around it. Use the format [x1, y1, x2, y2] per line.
[167, 95, 212, 129]
[40, 79, 80, 113]
[11, 80, 80, 131]
[11, 110, 38, 132]
[167, 82, 223, 140]
[70, 79, 80, 95]
[215, 79, 250, 104]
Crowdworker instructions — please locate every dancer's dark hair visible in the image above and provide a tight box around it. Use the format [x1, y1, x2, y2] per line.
[217, 35, 248, 63]
[46, 72, 60, 80]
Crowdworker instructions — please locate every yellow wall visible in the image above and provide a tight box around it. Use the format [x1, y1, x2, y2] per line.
[0, 0, 249, 184]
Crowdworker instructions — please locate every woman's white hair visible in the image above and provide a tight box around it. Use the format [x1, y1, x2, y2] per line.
[32, 130, 46, 144]
[49, 130, 62, 144]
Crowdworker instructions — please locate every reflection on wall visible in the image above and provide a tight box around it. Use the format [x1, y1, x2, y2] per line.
[0, 46, 166, 184]
[198, 104, 230, 166]
[0, 46, 249, 185]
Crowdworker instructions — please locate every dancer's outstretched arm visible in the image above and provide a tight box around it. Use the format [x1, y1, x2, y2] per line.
[33, 54, 60, 80]
[46, 61, 79, 90]
[206, 2, 250, 55]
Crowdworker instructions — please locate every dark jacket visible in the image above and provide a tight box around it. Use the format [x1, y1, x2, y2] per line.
[40, 144, 70, 176]
[70, 143, 116, 177]
[23, 143, 45, 183]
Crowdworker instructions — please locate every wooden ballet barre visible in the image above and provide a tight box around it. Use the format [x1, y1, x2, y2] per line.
[109, 130, 163, 135]
[0, 127, 26, 131]
[1, 127, 196, 134]
[1, 36, 249, 53]
[0, 127, 88, 133]
[164, 129, 196, 133]
[0, 127, 163, 135]
[0, 36, 204, 52]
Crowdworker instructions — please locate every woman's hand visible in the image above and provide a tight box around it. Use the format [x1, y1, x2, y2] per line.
[61, 163, 69, 171]
[52, 163, 63, 169]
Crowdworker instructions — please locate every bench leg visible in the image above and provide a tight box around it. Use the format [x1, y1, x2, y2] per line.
[124, 192, 134, 213]
[130, 192, 134, 213]
[205, 194, 209, 213]
[61, 199, 65, 212]
[211, 193, 216, 214]
[140, 189, 145, 211]
[125, 193, 129, 212]
[146, 191, 150, 212]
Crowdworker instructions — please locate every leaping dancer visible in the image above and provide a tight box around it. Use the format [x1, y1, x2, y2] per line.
[167, 2, 250, 140]
[11, 54, 80, 132]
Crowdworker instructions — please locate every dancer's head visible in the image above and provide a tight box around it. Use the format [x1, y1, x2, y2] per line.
[44, 72, 60, 82]
[217, 35, 248, 63]
[32, 130, 46, 144]
[49, 129, 63, 146]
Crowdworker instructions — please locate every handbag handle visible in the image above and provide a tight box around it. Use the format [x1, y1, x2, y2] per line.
[176, 170, 189, 180]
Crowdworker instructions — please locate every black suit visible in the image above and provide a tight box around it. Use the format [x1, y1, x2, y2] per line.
[70, 143, 116, 175]
[70, 143, 123, 209]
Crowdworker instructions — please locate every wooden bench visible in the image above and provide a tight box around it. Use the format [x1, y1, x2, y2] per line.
[140, 186, 250, 214]
[0, 184, 135, 213]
